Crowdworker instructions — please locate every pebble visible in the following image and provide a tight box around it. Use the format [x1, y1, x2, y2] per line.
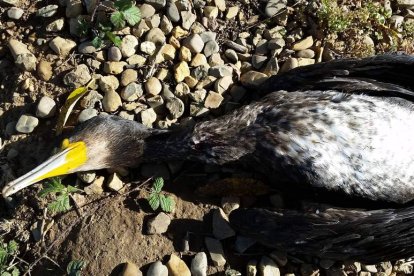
[166, 0, 180, 22]
[46, 18, 65, 32]
[121, 69, 138, 86]
[167, 254, 191, 276]
[263, 57, 279, 76]
[108, 46, 122, 61]
[133, 20, 150, 37]
[265, 0, 287, 17]
[103, 90, 122, 112]
[292, 36, 313, 51]
[214, 76, 233, 94]
[191, 252, 208, 276]
[297, 58, 315, 67]
[8, 39, 37, 71]
[36, 5, 58, 17]
[120, 262, 142, 276]
[240, 71, 268, 87]
[204, 6, 219, 18]
[182, 11, 196, 30]
[204, 40, 219, 57]
[226, 6, 239, 19]
[280, 57, 298, 72]
[140, 41, 156, 55]
[225, 41, 248, 53]
[7, 7, 23, 19]
[49, 37, 77, 57]
[127, 55, 146, 66]
[77, 172, 96, 184]
[225, 49, 238, 63]
[174, 61, 190, 82]
[15, 115, 39, 134]
[362, 264, 377, 273]
[146, 0, 166, 9]
[78, 41, 97, 54]
[140, 108, 157, 127]
[78, 108, 98, 123]
[221, 196, 240, 214]
[191, 53, 208, 67]
[205, 237, 226, 266]
[234, 236, 255, 253]
[107, 173, 123, 191]
[179, 46, 192, 62]
[140, 3, 156, 18]
[296, 49, 315, 58]
[160, 15, 173, 33]
[66, 0, 83, 18]
[37, 60, 53, 81]
[99, 75, 119, 93]
[146, 28, 166, 45]
[209, 65, 232, 78]
[36, 96, 56, 118]
[161, 44, 176, 60]
[103, 61, 126, 74]
[80, 90, 103, 108]
[147, 212, 171, 234]
[247, 260, 258, 276]
[147, 261, 168, 276]
[259, 256, 280, 276]
[252, 55, 268, 69]
[145, 77, 162, 95]
[147, 95, 164, 112]
[120, 35, 138, 57]
[63, 64, 91, 88]
[166, 97, 185, 118]
[121, 82, 143, 101]
[183, 34, 204, 53]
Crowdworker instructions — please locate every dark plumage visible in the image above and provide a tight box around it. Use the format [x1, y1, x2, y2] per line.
[4, 54, 414, 262]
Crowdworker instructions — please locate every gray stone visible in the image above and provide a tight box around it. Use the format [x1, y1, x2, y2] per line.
[191, 252, 208, 276]
[214, 76, 233, 94]
[7, 7, 23, 19]
[46, 18, 65, 32]
[99, 75, 119, 93]
[140, 3, 156, 18]
[252, 55, 268, 69]
[63, 64, 91, 88]
[280, 57, 298, 72]
[166, 97, 185, 119]
[205, 237, 226, 266]
[140, 41, 156, 55]
[145, 0, 166, 9]
[80, 90, 103, 108]
[78, 41, 97, 54]
[108, 46, 122, 61]
[147, 95, 164, 112]
[120, 69, 138, 86]
[78, 108, 98, 123]
[146, 14, 161, 28]
[396, 0, 414, 8]
[107, 173, 123, 191]
[225, 49, 238, 62]
[16, 115, 39, 134]
[166, 0, 180, 22]
[121, 82, 143, 101]
[259, 256, 280, 276]
[265, 0, 287, 17]
[147, 261, 168, 276]
[66, 0, 83, 18]
[49, 37, 77, 57]
[103, 90, 122, 112]
[247, 260, 258, 276]
[181, 11, 196, 30]
[36, 96, 56, 118]
[263, 56, 279, 76]
[120, 35, 138, 58]
[200, 31, 217, 43]
[147, 212, 171, 234]
[296, 49, 315, 58]
[255, 39, 269, 55]
[146, 28, 166, 45]
[140, 108, 157, 127]
[209, 65, 232, 78]
[160, 15, 173, 33]
[8, 39, 37, 71]
[204, 40, 219, 57]
[240, 71, 268, 87]
[36, 5, 58, 17]
[183, 34, 204, 53]
[221, 196, 240, 214]
[225, 41, 248, 53]
[77, 171, 96, 184]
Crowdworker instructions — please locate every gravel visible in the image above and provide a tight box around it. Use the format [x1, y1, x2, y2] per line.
[15, 115, 39, 134]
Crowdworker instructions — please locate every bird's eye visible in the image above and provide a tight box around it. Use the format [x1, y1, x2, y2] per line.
[61, 138, 70, 149]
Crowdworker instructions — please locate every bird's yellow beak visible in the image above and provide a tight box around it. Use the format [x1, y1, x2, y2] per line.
[2, 139, 87, 198]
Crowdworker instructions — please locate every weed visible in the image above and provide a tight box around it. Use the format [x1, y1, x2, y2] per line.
[147, 177, 175, 213]
[67, 259, 87, 276]
[39, 178, 82, 214]
[0, 238, 19, 276]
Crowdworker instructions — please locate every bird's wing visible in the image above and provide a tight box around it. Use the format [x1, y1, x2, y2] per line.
[229, 206, 414, 263]
[260, 53, 414, 100]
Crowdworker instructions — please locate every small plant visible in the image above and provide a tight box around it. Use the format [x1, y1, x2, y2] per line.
[110, 0, 141, 29]
[0, 238, 19, 276]
[39, 178, 82, 214]
[147, 177, 175, 213]
[67, 259, 87, 276]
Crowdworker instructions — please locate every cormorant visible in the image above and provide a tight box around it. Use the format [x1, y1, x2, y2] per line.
[4, 54, 414, 263]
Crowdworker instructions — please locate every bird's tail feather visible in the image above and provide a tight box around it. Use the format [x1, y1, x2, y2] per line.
[229, 206, 414, 263]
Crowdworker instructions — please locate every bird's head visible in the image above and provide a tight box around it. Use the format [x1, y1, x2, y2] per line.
[2, 115, 158, 198]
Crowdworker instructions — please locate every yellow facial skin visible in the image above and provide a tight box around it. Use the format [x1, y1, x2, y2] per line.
[2, 139, 88, 198]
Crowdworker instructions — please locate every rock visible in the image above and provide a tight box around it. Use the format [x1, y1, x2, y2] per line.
[167, 254, 191, 276]
[259, 256, 280, 276]
[66, 0, 83, 18]
[15, 115, 39, 134]
[221, 196, 240, 214]
[127, 54, 146, 66]
[204, 40, 219, 57]
[120, 35, 138, 58]
[247, 260, 257, 276]
[121, 69, 138, 86]
[205, 237, 226, 266]
[191, 53, 208, 67]
[174, 61, 190, 82]
[214, 76, 233, 94]
[292, 36, 313, 51]
[103, 61, 126, 74]
[8, 39, 37, 71]
[141, 108, 157, 127]
[78, 108, 98, 123]
[103, 90, 122, 112]
[252, 55, 268, 69]
[46, 18, 65, 32]
[191, 252, 207, 276]
[343, 261, 361, 273]
[263, 57, 279, 76]
[226, 6, 239, 19]
[225, 49, 238, 63]
[296, 49, 315, 58]
[77, 42, 96, 54]
[166, 97, 185, 119]
[147, 261, 168, 276]
[172, 26, 189, 39]
[240, 71, 268, 87]
[80, 90, 103, 108]
[108, 46, 122, 61]
[107, 173, 123, 191]
[298, 58, 315, 67]
[212, 208, 235, 239]
[183, 34, 204, 53]
[179, 46, 192, 62]
[37, 60, 53, 81]
[121, 262, 142, 276]
[265, 0, 287, 17]
[234, 236, 255, 253]
[204, 6, 219, 18]
[362, 264, 377, 273]
[99, 75, 119, 93]
[36, 5, 58, 17]
[181, 11, 196, 30]
[49, 37, 77, 57]
[146, 28, 166, 45]
[147, 95, 164, 112]
[140, 41, 156, 55]
[161, 44, 176, 60]
[121, 82, 143, 101]
[77, 171, 96, 184]
[204, 91, 224, 109]
[209, 65, 232, 78]
[166, 0, 180, 22]
[378, 262, 392, 274]
[147, 212, 171, 234]
[225, 41, 248, 53]
[145, 77, 162, 95]
[36, 96, 56, 118]
[146, 0, 166, 9]
[280, 57, 298, 72]
[394, 262, 413, 274]
[7, 7, 23, 19]
[396, 0, 414, 8]
[63, 64, 91, 88]
[140, 3, 156, 18]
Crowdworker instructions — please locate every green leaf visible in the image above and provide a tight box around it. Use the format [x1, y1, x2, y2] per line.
[10, 267, 19, 276]
[91, 36, 103, 48]
[114, 0, 133, 11]
[67, 260, 86, 276]
[6, 241, 17, 254]
[153, 177, 164, 193]
[105, 32, 122, 47]
[110, 11, 125, 29]
[39, 178, 65, 197]
[160, 195, 174, 213]
[148, 193, 160, 211]
[67, 185, 82, 194]
[48, 194, 71, 213]
[122, 6, 141, 26]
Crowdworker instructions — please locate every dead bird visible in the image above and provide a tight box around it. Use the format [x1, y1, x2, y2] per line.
[4, 54, 414, 263]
